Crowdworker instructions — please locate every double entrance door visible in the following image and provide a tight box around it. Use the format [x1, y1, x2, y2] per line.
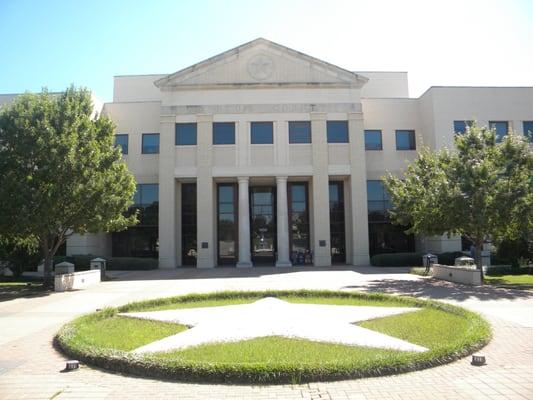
[216, 182, 341, 266]
[250, 187, 276, 265]
[216, 184, 278, 265]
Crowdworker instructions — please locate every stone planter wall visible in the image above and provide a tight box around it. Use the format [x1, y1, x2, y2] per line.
[432, 264, 482, 286]
[54, 269, 101, 292]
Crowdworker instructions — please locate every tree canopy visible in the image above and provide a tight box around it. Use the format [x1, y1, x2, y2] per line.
[383, 123, 532, 278]
[0, 86, 137, 283]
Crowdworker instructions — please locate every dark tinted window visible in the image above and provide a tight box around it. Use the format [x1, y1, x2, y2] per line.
[115, 134, 128, 154]
[523, 121, 533, 142]
[453, 120, 473, 135]
[489, 121, 508, 142]
[176, 123, 197, 145]
[367, 180, 391, 222]
[213, 122, 235, 145]
[182, 183, 197, 266]
[289, 121, 311, 143]
[327, 121, 349, 143]
[251, 122, 273, 144]
[364, 130, 382, 150]
[142, 133, 159, 154]
[130, 184, 159, 226]
[395, 130, 416, 150]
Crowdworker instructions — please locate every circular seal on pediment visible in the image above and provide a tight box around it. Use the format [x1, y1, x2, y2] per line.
[247, 54, 274, 81]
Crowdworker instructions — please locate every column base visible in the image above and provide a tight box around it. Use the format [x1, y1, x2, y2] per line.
[313, 255, 332, 267]
[352, 254, 370, 266]
[236, 261, 253, 268]
[158, 257, 177, 269]
[275, 260, 292, 267]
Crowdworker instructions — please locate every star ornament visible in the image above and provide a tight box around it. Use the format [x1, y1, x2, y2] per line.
[121, 297, 428, 354]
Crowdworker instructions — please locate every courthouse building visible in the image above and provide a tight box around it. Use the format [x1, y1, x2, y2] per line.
[62, 38, 533, 268]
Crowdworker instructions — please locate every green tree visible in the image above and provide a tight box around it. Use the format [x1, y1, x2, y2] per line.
[383, 123, 533, 282]
[0, 235, 41, 278]
[0, 87, 137, 286]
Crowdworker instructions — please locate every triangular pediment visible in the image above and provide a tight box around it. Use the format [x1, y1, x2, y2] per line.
[155, 38, 368, 90]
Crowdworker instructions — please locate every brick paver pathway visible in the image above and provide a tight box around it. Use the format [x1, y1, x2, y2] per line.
[1, 266, 532, 400]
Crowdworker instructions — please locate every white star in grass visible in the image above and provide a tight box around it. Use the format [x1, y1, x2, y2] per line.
[121, 297, 427, 354]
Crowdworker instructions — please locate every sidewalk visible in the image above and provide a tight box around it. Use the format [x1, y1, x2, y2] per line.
[1, 267, 532, 399]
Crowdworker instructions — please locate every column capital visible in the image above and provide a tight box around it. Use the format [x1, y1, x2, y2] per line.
[276, 176, 288, 182]
[310, 112, 327, 121]
[196, 114, 213, 123]
[348, 112, 364, 121]
[160, 114, 176, 124]
[237, 176, 250, 183]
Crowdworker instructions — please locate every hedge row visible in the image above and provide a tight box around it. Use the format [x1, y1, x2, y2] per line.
[370, 251, 465, 267]
[53, 255, 158, 271]
[54, 290, 491, 384]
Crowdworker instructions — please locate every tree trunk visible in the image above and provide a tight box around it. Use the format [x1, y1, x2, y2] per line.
[475, 238, 485, 284]
[42, 239, 54, 288]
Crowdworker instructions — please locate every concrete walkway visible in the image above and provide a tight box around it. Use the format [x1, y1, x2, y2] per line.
[1, 266, 532, 400]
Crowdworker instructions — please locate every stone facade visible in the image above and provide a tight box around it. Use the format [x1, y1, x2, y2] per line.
[64, 38, 533, 268]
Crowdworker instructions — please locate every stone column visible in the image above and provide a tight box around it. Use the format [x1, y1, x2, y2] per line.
[311, 112, 332, 267]
[276, 176, 292, 267]
[348, 112, 370, 265]
[158, 115, 177, 268]
[196, 114, 215, 268]
[237, 177, 252, 267]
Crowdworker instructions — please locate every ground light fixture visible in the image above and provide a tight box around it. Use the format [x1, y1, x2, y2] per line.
[471, 354, 486, 366]
[62, 360, 80, 372]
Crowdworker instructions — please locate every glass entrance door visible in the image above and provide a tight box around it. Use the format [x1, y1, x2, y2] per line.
[329, 181, 346, 264]
[250, 187, 276, 265]
[289, 183, 311, 265]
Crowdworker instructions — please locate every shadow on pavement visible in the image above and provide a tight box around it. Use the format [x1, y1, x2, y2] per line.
[0, 282, 53, 302]
[342, 278, 533, 301]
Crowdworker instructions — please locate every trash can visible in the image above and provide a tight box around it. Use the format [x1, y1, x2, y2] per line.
[422, 254, 438, 267]
[454, 256, 475, 267]
[90, 257, 107, 279]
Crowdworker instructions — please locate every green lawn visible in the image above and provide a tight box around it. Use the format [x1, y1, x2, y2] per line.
[68, 312, 187, 351]
[485, 274, 533, 289]
[56, 290, 491, 383]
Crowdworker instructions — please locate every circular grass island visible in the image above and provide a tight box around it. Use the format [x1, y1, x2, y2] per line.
[55, 290, 491, 384]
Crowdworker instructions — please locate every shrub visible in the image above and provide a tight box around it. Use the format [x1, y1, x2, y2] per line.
[495, 237, 532, 269]
[0, 237, 41, 277]
[371, 251, 466, 267]
[107, 257, 158, 270]
[370, 252, 424, 267]
[436, 251, 466, 266]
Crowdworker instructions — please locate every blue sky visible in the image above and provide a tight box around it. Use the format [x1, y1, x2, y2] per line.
[1, 0, 532, 102]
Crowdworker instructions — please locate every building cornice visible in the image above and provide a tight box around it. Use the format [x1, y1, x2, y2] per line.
[161, 103, 362, 115]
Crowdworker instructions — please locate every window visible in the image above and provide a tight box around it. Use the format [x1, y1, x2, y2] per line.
[251, 122, 273, 144]
[142, 133, 159, 154]
[112, 183, 159, 258]
[489, 121, 508, 142]
[289, 183, 311, 264]
[114, 134, 128, 154]
[453, 120, 473, 135]
[364, 130, 382, 150]
[329, 182, 346, 264]
[176, 123, 197, 145]
[289, 121, 311, 143]
[131, 183, 159, 226]
[523, 121, 533, 143]
[182, 184, 197, 266]
[327, 121, 349, 143]
[395, 130, 416, 150]
[217, 183, 238, 264]
[213, 122, 235, 145]
[367, 180, 392, 222]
